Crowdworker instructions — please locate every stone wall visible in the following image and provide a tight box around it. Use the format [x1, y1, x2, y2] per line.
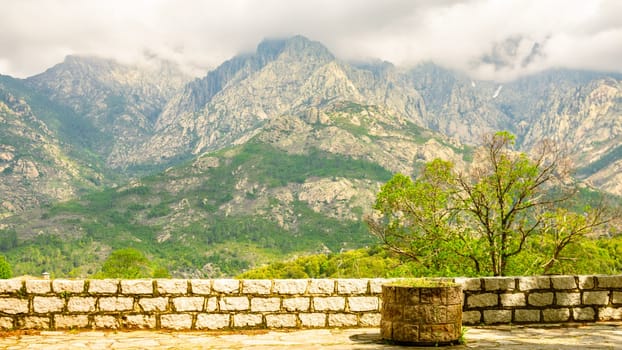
[0, 275, 620, 330]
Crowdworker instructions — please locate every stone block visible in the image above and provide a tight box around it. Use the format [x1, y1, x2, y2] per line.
[233, 314, 263, 328]
[299, 313, 326, 327]
[93, 315, 119, 329]
[329, 313, 358, 327]
[578, 276, 594, 289]
[54, 315, 89, 329]
[242, 280, 272, 294]
[283, 297, 310, 312]
[528, 293, 554, 306]
[550, 276, 577, 290]
[613, 292, 622, 305]
[483, 310, 512, 324]
[139, 297, 169, 312]
[0, 317, 14, 329]
[98, 297, 134, 312]
[156, 279, 187, 295]
[462, 311, 481, 325]
[190, 279, 211, 295]
[67, 297, 96, 313]
[274, 279, 308, 295]
[33, 296, 65, 313]
[573, 307, 595, 321]
[121, 280, 153, 295]
[514, 309, 540, 322]
[206, 297, 218, 312]
[500, 293, 526, 307]
[556, 292, 581, 306]
[369, 279, 387, 294]
[220, 297, 249, 311]
[123, 315, 156, 329]
[596, 275, 622, 289]
[308, 279, 334, 294]
[583, 291, 609, 305]
[0, 298, 29, 314]
[313, 297, 345, 311]
[466, 293, 498, 308]
[25, 280, 51, 294]
[598, 307, 622, 321]
[483, 277, 515, 291]
[337, 279, 368, 295]
[212, 279, 239, 294]
[173, 297, 204, 312]
[196, 314, 230, 330]
[348, 296, 379, 312]
[251, 298, 281, 312]
[52, 280, 84, 293]
[360, 313, 381, 327]
[19, 316, 49, 329]
[88, 279, 119, 294]
[518, 276, 550, 291]
[0, 279, 23, 293]
[160, 314, 192, 330]
[543, 308, 570, 322]
[266, 314, 297, 328]
[455, 277, 481, 291]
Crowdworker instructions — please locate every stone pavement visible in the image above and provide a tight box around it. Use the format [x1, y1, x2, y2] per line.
[0, 323, 621, 349]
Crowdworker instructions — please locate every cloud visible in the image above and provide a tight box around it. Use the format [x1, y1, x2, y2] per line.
[0, 0, 621, 80]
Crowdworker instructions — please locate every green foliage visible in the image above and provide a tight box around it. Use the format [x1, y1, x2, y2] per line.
[0, 255, 12, 279]
[96, 248, 168, 279]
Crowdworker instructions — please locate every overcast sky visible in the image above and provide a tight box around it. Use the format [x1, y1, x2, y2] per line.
[1, 0, 621, 81]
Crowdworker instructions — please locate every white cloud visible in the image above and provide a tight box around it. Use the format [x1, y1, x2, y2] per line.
[0, 0, 620, 80]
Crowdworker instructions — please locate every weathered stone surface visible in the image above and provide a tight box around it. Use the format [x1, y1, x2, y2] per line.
[156, 279, 187, 294]
[67, 297, 96, 312]
[613, 291, 622, 305]
[299, 313, 326, 327]
[0, 279, 23, 293]
[337, 279, 368, 295]
[462, 310, 481, 324]
[528, 293, 554, 306]
[578, 276, 595, 289]
[598, 307, 622, 321]
[274, 280, 308, 295]
[139, 297, 168, 312]
[500, 293, 526, 307]
[196, 314, 230, 329]
[121, 280, 153, 294]
[543, 308, 570, 322]
[266, 314, 297, 328]
[233, 314, 262, 328]
[369, 279, 387, 294]
[596, 276, 622, 289]
[313, 297, 345, 311]
[518, 276, 550, 291]
[550, 276, 577, 290]
[556, 292, 581, 306]
[243, 280, 272, 295]
[283, 297, 310, 312]
[483, 310, 511, 324]
[98, 297, 134, 312]
[483, 277, 515, 291]
[190, 280, 211, 294]
[583, 291, 609, 305]
[19, 316, 49, 329]
[515, 309, 540, 322]
[160, 314, 192, 330]
[467, 293, 498, 308]
[0, 317, 13, 329]
[173, 297, 204, 312]
[348, 296, 379, 312]
[0, 298, 29, 314]
[308, 279, 334, 294]
[88, 280, 119, 294]
[33, 296, 64, 313]
[360, 313, 381, 327]
[220, 297, 249, 311]
[573, 307, 595, 321]
[93, 315, 119, 329]
[52, 280, 84, 293]
[328, 313, 358, 327]
[251, 298, 281, 312]
[123, 315, 156, 329]
[206, 297, 218, 312]
[455, 278, 481, 291]
[212, 279, 239, 294]
[25, 280, 51, 294]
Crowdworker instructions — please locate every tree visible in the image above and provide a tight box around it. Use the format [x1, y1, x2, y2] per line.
[0, 255, 12, 279]
[97, 248, 168, 279]
[367, 131, 614, 276]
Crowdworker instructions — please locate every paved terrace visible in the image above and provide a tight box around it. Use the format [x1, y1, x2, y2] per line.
[1, 323, 621, 349]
